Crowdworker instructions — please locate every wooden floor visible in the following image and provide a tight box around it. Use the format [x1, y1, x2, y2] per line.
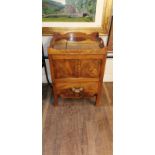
[42, 83, 113, 155]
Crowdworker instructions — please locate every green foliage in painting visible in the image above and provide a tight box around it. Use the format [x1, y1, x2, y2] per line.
[65, 0, 96, 18]
[42, 0, 97, 22]
[42, 0, 65, 15]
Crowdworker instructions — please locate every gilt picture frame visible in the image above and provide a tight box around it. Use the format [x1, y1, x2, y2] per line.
[42, 0, 112, 36]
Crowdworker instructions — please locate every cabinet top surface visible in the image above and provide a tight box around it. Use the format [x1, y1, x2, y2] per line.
[49, 32, 105, 51]
[53, 40, 103, 50]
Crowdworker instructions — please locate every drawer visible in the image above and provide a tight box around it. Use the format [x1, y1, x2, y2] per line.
[55, 82, 98, 98]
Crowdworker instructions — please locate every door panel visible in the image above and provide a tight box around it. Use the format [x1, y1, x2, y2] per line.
[53, 59, 78, 78]
[52, 59, 101, 79]
[80, 60, 101, 78]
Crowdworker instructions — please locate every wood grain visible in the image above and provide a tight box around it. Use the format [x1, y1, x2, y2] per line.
[53, 59, 78, 78]
[48, 32, 107, 106]
[55, 82, 98, 98]
[42, 83, 113, 155]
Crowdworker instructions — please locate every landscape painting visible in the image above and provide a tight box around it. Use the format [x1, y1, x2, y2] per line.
[42, 0, 97, 22]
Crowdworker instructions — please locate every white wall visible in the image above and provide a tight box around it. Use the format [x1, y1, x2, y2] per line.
[42, 36, 113, 83]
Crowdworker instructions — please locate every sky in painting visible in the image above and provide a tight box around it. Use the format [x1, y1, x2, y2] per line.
[52, 0, 66, 5]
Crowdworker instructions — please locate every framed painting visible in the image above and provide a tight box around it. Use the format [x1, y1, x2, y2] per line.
[42, 0, 112, 35]
[107, 16, 113, 51]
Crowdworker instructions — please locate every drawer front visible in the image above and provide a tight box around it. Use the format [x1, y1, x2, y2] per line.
[51, 59, 101, 79]
[55, 82, 98, 98]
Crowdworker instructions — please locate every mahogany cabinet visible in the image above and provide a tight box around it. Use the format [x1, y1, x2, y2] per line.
[48, 32, 107, 106]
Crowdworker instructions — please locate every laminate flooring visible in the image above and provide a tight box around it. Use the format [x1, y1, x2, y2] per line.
[42, 83, 113, 155]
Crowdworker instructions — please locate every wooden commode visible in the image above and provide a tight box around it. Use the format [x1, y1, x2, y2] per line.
[48, 32, 107, 106]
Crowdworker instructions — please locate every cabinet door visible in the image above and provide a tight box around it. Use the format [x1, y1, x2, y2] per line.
[52, 59, 101, 79]
[80, 60, 101, 78]
[53, 59, 78, 78]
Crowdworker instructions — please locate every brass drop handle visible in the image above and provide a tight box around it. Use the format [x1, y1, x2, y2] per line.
[72, 87, 83, 93]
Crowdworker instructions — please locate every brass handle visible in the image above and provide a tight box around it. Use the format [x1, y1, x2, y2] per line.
[72, 87, 83, 93]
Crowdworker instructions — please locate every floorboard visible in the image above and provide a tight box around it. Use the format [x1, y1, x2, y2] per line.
[42, 82, 113, 155]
